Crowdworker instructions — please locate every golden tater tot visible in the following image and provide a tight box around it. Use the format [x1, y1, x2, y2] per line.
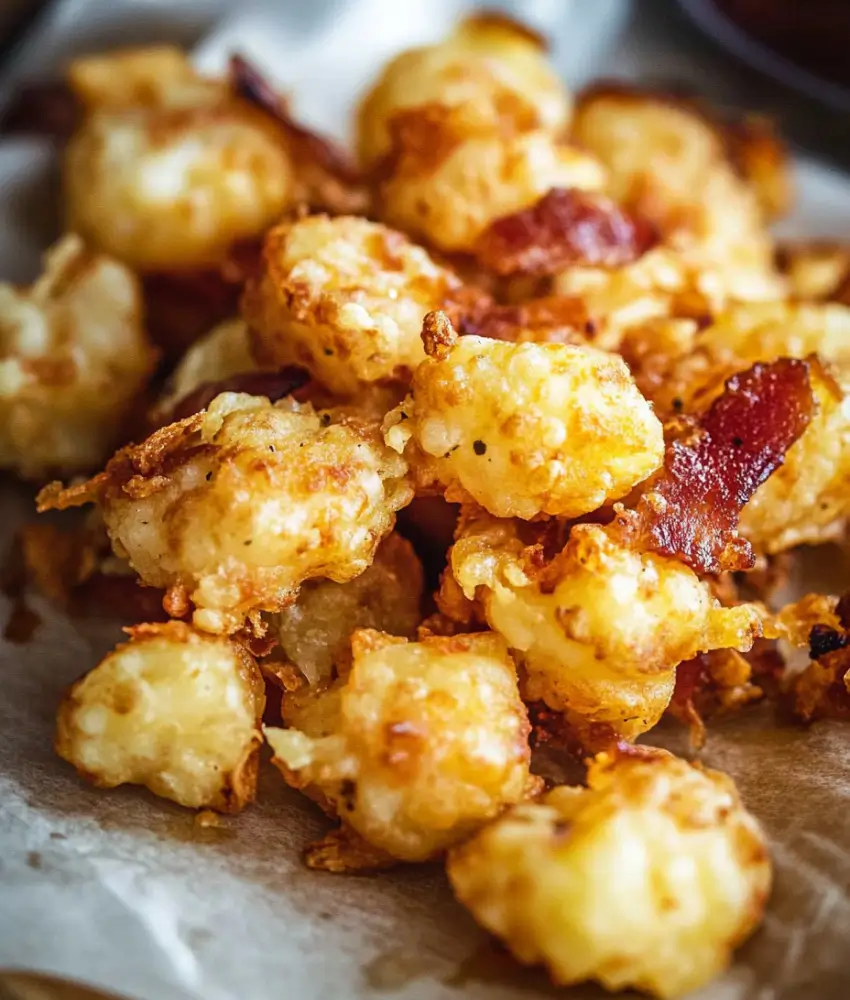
[0, 235, 155, 480]
[356, 13, 570, 170]
[56, 622, 265, 812]
[38, 393, 412, 634]
[270, 533, 424, 685]
[376, 104, 605, 255]
[442, 509, 761, 740]
[384, 312, 663, 520]
[660, 303, 850, 553]
[570, 87, 782, 300]
[266, 628, 535, 864]
[65, 48, 296, 272]
[243, 215, 480, 395]
[448, 752, 771, 999]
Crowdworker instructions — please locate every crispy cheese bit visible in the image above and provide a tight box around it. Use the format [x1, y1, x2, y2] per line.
[266, 628, 535, 864]
[38, 393, 412, 634]
[64, 51, 296, 272]
[474, 187, 656, 276]
[376, 103, 605, 255]
[637, 358, 815, 574]
[569, 86, 782, 300]
[384, 311, 663, 520]
[444, 509, 760, 741]
[269, 533, 424, 685]
[55, 622, 265, 812]
[659, 303, 850, 553]
[448, 752, 771, 1000]
[356, 13, 571, 170]
[0, 235, 155, 480]
[242, 215, 480, 396]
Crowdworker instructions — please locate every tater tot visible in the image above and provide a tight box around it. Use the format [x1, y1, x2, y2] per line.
[443, 510, 761, 740]
[356, 13, 570, 169]
[38, 393, 412, 634]
[376, 104, 605, 255]
[659, 302, 850, 553]
[56, 622, 265, 812]
[65, 48, 296, 272]
[448, 752, 771, 999]
[270, 533, 424, 685]
[0, 235, 155, 480]
[266, 628, 534, 864]
[570, 88, 782, 300]
[384, 312, 663, 520]
[243, 215, 479, 395]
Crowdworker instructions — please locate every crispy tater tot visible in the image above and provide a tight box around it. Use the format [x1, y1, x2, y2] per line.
[570, 87, 783, 299]
[0, 235, 155, 480]
[38, 393, 412, 634]
[243, 215, 481, 395]
[65, 49, 296, 272]
[269, 533, 424, 685]
[356, 13, 570, 170]
[56, 622, 265, 812]
[659, 303, 850, 553]
[448, 752, 771, 999]
[266, 628, 535, 865]
[376, 104, 605, 255]
[383, 311, 663, 520]
[442, 509, 761, 741]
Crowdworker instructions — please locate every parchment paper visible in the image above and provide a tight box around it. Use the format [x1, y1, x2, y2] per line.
[3, 2, 850, 998]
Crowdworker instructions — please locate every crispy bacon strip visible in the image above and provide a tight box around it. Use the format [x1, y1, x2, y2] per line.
[229, 54, 366, 214]
[640, 358, 815, 574]
[474, 187, 657, 276]
[455, 294, 590, 345]
[167, 367, 311, 424]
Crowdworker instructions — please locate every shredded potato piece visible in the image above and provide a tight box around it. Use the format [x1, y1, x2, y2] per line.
[0, 235, 155, 479]
[356, 13, 570, 169]
[442, 509, 761, 741]
[243, 215, 480, 395]
[38, 393, 412, 634]
[384, 311, 663, 520]
[56, 621, 265, 812]
[266, 628, 535, 864]
[448, 752, 771, 999]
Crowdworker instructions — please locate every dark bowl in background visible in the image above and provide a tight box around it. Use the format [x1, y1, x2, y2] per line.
[680, 0, 850, 112]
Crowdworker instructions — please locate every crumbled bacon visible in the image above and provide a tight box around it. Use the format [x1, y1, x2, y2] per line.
[455, 294, 590, 345]
[639, 358, 816, 574]
[166, 367, 311, 424]
[473, 187, 656, 276]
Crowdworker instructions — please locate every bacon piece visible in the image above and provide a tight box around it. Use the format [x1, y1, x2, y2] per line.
[0, 81, 80, 139]
[474, 187, 657, 276]
[167, 367, 310, 423]
[455, 294, 590, 345]
[639, 358, 816, 574]
[229, 54, 367, 214]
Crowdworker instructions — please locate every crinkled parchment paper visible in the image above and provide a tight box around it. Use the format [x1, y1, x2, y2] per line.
[3, 2, 850, 998]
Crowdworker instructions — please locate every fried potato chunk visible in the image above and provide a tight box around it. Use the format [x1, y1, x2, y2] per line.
[65, 49, 295, 272]
[660, 303, 850, 553]
[384, 312, 663, 520]
[243, 215, 478, 395]
[266, 628, 534, 863]
[55, 622, 265, 812]
[356, 13, 570, 170]
[570, 88, 782, 300]
[376, 104, 605, 255]
[442, 510, 761, 740]
[448, 752, 771, 999]
[0, 235, 155, 480]
[270, 533, 424, 685]
[38, 393, 412, 634]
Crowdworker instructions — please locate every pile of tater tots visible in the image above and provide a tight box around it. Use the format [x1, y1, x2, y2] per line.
[5, 13, 850, 997]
